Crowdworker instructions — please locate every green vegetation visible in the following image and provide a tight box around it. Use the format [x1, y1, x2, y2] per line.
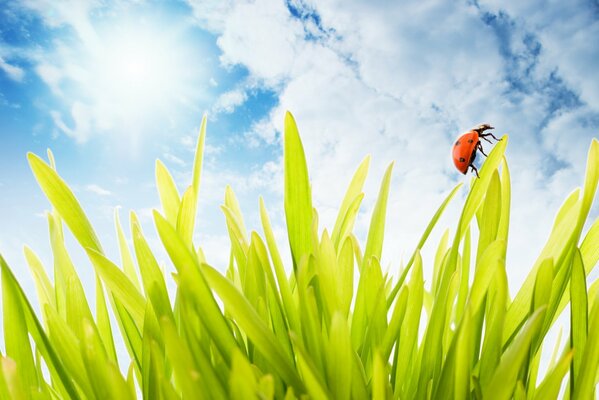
[1, 111, 598, 399]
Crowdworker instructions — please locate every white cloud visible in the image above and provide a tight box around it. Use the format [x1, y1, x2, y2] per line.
[163, 152, 186, 167]
[0, 57, 25, 81]
[212, 88, 248, 114]
[215, 0, 305, 85]
[85, 184, 112, 196]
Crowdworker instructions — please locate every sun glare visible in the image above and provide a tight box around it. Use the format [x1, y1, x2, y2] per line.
[78, 20, 201, 134]
[100, 31, 177, 102]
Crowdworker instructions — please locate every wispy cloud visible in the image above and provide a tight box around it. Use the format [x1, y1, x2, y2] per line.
[85, 184, 112, 196]
[0, 57, 25, 81]
[212, 88, 248, 114]
[163, 152, 186, 167]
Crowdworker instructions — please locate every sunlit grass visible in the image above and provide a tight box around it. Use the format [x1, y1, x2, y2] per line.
[1, 111, 598, 399]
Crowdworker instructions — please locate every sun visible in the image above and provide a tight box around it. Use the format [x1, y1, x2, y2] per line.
[75, 19, 202, 135]
[97, 27, 180, 106]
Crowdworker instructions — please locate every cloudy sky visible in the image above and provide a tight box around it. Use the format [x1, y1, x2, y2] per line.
[0, 0, 598, 357]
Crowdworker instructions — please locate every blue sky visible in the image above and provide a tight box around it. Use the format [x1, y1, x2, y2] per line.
[1, 0, 598, 369]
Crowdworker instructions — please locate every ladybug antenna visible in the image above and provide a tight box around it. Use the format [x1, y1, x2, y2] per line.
[472, 123, 494, 134]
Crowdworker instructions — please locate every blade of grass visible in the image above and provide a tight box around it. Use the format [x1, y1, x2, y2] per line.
[202, 262, 305, 392]
[569, 248, 587, 394]
[284, 111, 314, 269]
[331, 155, 370, 250]
[155, 159, 181, 227]
[362, 162, 394, 271]
[28, 153, 102, 253]
[2, 256, 82, 399]
[483, 307, 546, 400]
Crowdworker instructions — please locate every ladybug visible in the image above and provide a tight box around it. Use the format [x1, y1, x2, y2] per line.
[452, 124, 501, 177]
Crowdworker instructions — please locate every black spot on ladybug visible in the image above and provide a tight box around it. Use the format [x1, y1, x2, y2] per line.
[459, 157, 466, 162]
[468, 139, 474, 143]
[455, 140, 460, 146]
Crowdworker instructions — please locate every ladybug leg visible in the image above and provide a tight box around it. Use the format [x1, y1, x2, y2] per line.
[481, 132, 501, 142]
[470, 164, 480, 178]
[481, 135, 493, 144]
[477, 142, 488, 157]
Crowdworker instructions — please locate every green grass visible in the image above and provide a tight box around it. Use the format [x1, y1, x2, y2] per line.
[1, 111, 598, 399]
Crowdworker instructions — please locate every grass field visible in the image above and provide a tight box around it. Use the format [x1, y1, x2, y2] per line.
[1, 111, 598, 399]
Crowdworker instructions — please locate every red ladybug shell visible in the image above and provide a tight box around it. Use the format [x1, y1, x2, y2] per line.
[452, 131, 480, 174]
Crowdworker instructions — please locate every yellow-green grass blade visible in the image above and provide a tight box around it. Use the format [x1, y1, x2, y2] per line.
[155, 159, 181, 227]
[111, 298, 143, 375]
[202, 262, 305, 391]
[178, 298, 230, 397]
[580, 215, 599, 274]
[24, 246, 55, 319]
[337, 236, 354, 317]
[550, 215, 599, 326]
[80, 320, 131, 399]
[297, 257, 325, 374]
[64, 273, 105, 359]
[126, 362, 137, 399]
[259, 197, 301, 335]
[315, 230, 339, 319]
[48, 210, 91, 323]
[572, 291, 599, 399]
[225, 185, 249, 243]
[467, 240, 506, 320]
[455, 226, 471, 324]
[381, 286, 408, 361]
[230, 348, 260, 400]
[394, 251, 423, 397]
[192, 114, 207, 200]
[95, 276, 118, 364]
[534, 350, 573, 400]
[532, 258, 553, 313]
[141, 303, 167, 399]
[325, 312, 352, 400]
[290, 333, 329, 400]
[86, 248, 146, 329]
[575, 138, 599, 240]
[497, 157, 511, 242]
[250, 232, 294, 359]
[153, 210, 237, 365]
[161, 316, 208, 399]
[372, 351, 388, 400]
[387, 183, 463, 306]
[2, 259, 39, 395]
[362, 162, 394, 271]
[176, 186, 197, 251]
[504, 189, 580, 346]
[331, 155, 370, 249]
[479, 264, 508, 387]
[222, 204, 249, 285]
[483, 307, 545, 400]
[44, 307, 93, 397]
[570, 248, 587, 393]
[1, 256, 81, 399]
[351, 256, 385, 354]
[115, 209, 141, 291]
[431, 230, 449, 296]
[28, 152, 102, 253]
[284, 111, 313, 269]
[476, 170, 502, 262]
[131, 213, 173, 322]
[0, 357, 26, 400]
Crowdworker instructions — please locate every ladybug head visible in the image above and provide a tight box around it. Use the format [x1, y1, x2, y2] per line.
[472, 123, 494, 134]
